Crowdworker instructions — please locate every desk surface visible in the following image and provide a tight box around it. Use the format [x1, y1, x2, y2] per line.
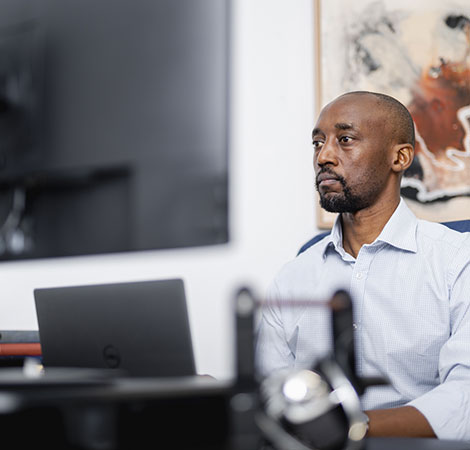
[0, 370, 469, 450]
[366, 438, 470, 450]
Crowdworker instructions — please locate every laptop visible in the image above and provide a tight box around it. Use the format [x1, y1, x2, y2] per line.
[34, 278, 196, 377]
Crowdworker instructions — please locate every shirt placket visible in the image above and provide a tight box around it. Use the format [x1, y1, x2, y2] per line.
[348, 245, 376, 377]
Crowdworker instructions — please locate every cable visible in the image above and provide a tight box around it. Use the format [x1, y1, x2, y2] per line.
[0, 186, 29, 255]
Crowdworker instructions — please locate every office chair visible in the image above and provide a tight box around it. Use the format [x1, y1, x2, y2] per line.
[297, 219, 470, 256]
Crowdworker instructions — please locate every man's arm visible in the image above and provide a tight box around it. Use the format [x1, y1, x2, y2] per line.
[364, 242, 470, 440]
[365, 406, 436, 438]
[255, 281, 295, 377]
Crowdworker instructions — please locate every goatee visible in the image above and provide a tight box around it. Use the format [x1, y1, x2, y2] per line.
[315, 170, 368, 213]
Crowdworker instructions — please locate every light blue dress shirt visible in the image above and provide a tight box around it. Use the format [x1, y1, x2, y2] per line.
[255, 199, 470, 440]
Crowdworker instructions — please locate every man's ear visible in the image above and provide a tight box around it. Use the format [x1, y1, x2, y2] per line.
[391, 144, 414, 174]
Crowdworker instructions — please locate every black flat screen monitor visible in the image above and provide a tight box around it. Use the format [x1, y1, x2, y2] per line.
[0, 0, 230, 260]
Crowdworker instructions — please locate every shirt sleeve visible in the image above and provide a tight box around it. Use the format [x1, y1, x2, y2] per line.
[255, 279, 294, 378]
[408, 251, 470, 441]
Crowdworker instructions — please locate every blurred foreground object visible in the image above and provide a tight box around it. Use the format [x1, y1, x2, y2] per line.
[258, 290, 386, 450]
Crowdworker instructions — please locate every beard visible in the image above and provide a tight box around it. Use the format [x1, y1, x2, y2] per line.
[315, 169, 371, 213]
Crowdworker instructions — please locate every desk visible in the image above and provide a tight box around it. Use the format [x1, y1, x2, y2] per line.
[0, 371, 240, 449]
[0, 370, 468, 450]
[366, 439, 470, 450]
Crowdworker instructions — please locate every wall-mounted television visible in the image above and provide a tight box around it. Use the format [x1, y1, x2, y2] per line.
[0, 0, 230, 260]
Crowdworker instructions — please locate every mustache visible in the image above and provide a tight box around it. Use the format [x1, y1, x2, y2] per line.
[315, 168, 347, 187]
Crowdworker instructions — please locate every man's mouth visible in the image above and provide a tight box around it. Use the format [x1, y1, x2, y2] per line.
[316, 172, 341, 187]
[319, 177, 340, 186]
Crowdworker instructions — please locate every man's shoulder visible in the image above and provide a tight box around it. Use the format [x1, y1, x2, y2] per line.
[271, 238, 330, 286]
[415, 220, 470, 273]
[268, 237, 339, 304]
[295, 234, 331, 262]
[416, 219, 470, 248]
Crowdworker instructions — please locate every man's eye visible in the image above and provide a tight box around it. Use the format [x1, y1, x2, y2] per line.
[312, 140, 323, 149]
[339, 136, 352, 143]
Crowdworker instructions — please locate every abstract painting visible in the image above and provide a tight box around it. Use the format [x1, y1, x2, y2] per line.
[315, 0, 470, 227]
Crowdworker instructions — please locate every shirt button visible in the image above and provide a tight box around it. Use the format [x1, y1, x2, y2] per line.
[353, 323, 358, 330]
[356, 272, 363, 279]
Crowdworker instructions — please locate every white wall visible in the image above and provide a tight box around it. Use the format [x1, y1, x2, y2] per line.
[0, 0, 319, 380]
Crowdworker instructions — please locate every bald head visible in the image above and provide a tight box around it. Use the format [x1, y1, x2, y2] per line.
[312, 90, 415, 214]
[338, 91, 415, 148]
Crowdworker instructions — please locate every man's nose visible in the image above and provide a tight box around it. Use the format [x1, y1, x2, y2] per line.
[315, 138, 338, 167]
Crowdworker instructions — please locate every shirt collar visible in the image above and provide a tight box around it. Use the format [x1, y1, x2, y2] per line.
[320, 197, 418, 258]
[375, 198, 418, 253]
[319, 214, 345, 258]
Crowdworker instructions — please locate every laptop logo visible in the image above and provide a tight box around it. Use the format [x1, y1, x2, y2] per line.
[103, 345, 121, 368]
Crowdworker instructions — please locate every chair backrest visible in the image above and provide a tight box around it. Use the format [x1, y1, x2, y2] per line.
[297, 219, 470, 256]
[441, 220, 470, 233]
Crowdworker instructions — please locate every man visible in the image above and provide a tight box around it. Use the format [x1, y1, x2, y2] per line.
[255, 91, 470, 440]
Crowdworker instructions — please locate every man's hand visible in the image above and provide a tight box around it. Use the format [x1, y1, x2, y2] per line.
[365, 406, 436, 438]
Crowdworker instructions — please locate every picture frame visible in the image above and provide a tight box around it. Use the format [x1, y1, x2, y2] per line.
[314, 0, 470, 229]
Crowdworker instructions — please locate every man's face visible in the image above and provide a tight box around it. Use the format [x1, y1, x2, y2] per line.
[312, 95, 393, 213]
